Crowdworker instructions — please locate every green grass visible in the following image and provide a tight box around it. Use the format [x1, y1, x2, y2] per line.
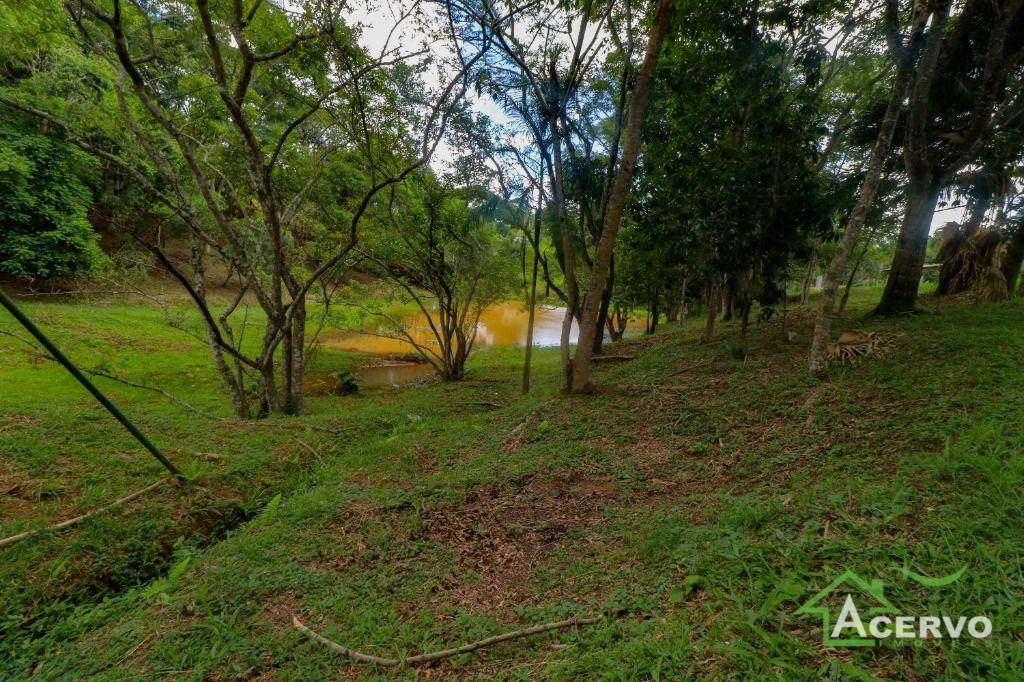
[1, 288, 1023, 679]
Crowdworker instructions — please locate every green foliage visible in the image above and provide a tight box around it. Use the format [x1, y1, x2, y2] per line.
[0, 0, 1021, 674]
[0, 0, 128, 281]
[330, 369, 359, 395]
[631, 0, 841, 304]
[0, 125, 103, 279]
[361, 172, 518, 377]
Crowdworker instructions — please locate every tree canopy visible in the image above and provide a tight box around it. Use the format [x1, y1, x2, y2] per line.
[1, 0, 1022, 399]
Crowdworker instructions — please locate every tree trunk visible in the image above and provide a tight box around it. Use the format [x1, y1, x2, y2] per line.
[739, 300, 751, 356]
[279, 302, 306, 416]
[781, 281, 788, 342]
[206, 324, 249, 419]
[663, 282, 678, 323]
[1001, 220, 1024, 293]
[679, 277, 687, 319]
[874, 0, 951, 316]
[807, 4, 931, 374]
[522, 180, 542, 394]
[258, 359, 277, 418]
[839, 236, 871, 313]
[800, 249, 817, 304]
[569, 0, 674, 392]
[287, 294, 306, 413]
[648, 286, 661, 335]
[665, 281, 683, 322]
[875, 180, 940, 315]
[279, 314, 293, 413]
[520, 236, 527, 299]
[593, 258, 614, 354]
[701, 280, 719, 344]
[962, 191, 992, 234]
[549, 109, 578, 390]
[607, 305, 628, 341]
[190, 234, 249, 418]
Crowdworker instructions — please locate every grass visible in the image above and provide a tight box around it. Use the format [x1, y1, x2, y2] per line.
[1, 286, 1023, 679]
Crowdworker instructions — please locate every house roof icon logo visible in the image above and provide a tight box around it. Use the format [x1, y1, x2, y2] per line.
[795, 570, 897, 647]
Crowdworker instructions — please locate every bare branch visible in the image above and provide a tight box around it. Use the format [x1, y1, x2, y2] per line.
[293, 613, 603, 667]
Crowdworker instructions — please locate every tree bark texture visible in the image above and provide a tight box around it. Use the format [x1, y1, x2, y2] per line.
[569, 0, 675, 391]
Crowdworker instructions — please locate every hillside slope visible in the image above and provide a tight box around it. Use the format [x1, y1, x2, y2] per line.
[3, 291, 1023, 679]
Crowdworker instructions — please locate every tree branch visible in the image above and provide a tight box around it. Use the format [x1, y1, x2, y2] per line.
[293, 613, 602, 667]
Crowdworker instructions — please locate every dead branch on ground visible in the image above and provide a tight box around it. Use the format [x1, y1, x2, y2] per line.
[292, 613, 603, 667]
[0, 478, 170, 549]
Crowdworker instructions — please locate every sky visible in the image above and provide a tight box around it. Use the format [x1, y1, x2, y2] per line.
[932, 203, 967, 232]
[348, 1, 976, 235]
[349, 0, 512, 172]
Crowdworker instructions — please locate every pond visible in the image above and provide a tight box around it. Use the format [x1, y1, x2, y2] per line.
[319, 300, 643, 388]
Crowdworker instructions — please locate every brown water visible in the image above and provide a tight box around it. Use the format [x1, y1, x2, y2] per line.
[351, 361, 436, 388]
[323, 300, 642, 388]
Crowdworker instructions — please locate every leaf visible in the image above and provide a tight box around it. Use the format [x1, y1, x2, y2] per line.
[776, 580, 805, 599]
[670, 575, 704, 603]
[168, 556, 191, 582]
[258, 493, 282, 520]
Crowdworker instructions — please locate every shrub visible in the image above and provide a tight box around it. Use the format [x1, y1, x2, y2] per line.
[0, 125, 103, 280]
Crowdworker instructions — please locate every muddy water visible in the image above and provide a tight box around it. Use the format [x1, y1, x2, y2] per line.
[351, 361, 436, 388]
[323, 300, 642, 388]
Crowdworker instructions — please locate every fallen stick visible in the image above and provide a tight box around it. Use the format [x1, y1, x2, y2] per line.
[0, 328, 214, 419]
[247, 420, 348, 436]
[86, 368, 215, 419]
[293, 613, 602, 667]
[296, 438, 325, 466]
[591, 354, 635, 362]
[0, 477, 169, 549]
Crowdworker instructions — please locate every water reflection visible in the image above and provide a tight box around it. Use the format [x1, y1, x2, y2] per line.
[321, 301, 635, 354]
[351, 361, 436, 388]
[321, 300, 643, 387]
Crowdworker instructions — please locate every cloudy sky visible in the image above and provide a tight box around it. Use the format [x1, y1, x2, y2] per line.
[348, 0, 512, 171]
[349, 0, 973, 233]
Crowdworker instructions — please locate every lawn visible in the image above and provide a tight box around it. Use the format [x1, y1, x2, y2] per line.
[1, 288, 1022, 679]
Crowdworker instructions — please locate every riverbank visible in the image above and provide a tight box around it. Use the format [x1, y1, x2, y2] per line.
[2, 289, 1023, 678]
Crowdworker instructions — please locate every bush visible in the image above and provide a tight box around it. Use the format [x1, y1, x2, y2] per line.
[0, 125, 103, 280]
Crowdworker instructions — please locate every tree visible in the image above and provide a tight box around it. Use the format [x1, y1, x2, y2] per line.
[2, 0, 494, 416]
[0, 0, 114, 281]
[362, 176, 516, 381]
[0, 125, 103, 279]
[566, 0, 673, 391]
[636, 0, 835, 358]
[998, 160, 1024, 291]
[471, 0, 618, 388]
[609, 220, 680, 336]
[807, 0, 931, 374]
[480, 127, 550, 393]
[875, 0, 1024, 315]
